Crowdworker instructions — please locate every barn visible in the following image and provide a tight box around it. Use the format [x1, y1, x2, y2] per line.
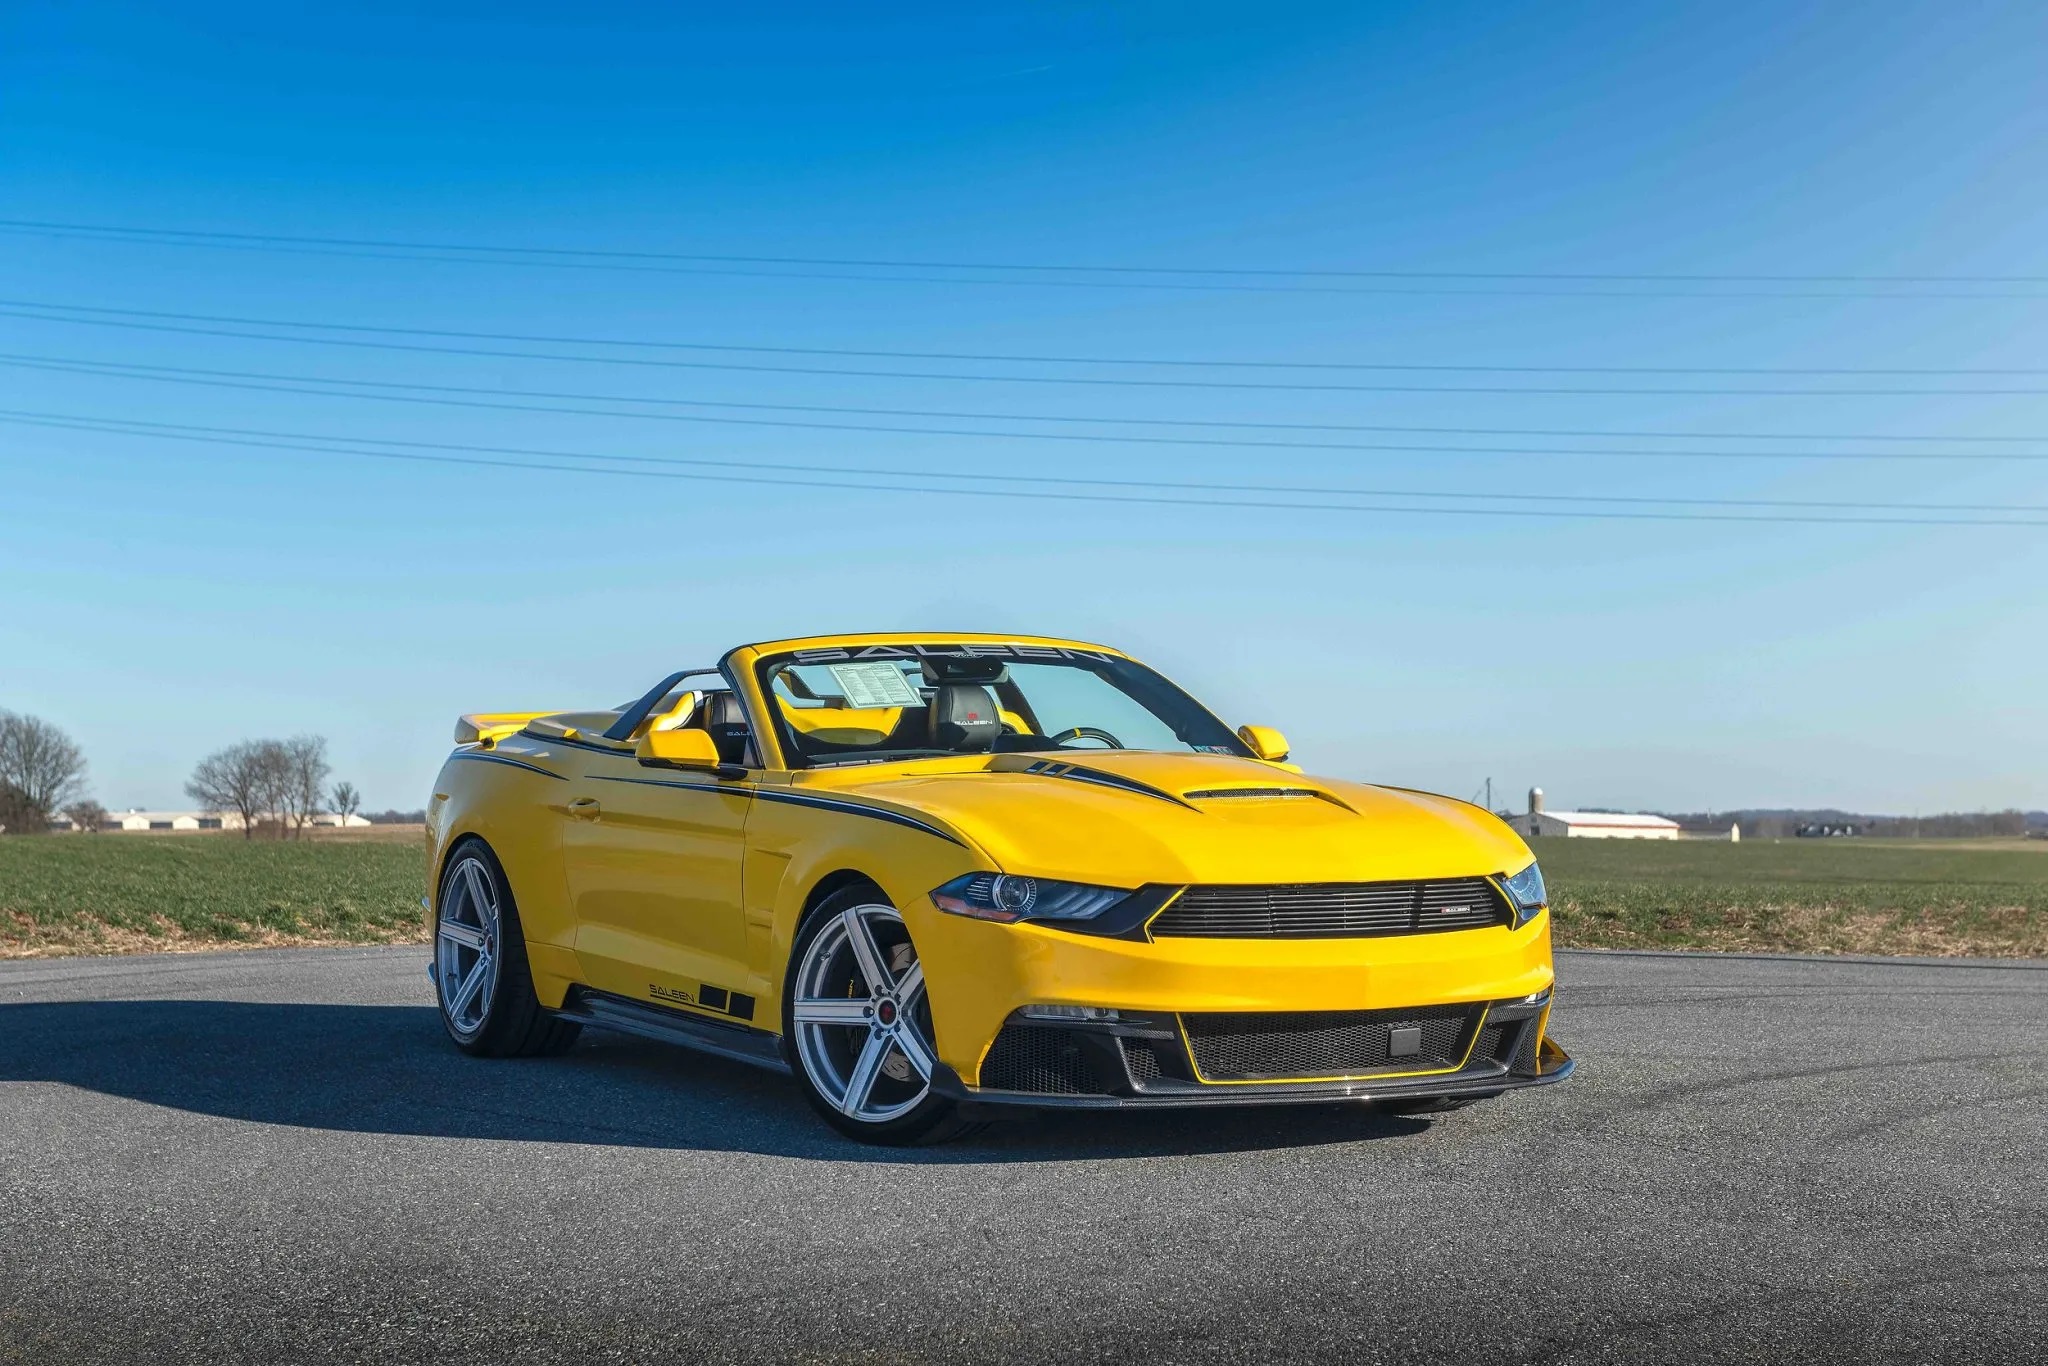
[1502, 788, 1680, 840]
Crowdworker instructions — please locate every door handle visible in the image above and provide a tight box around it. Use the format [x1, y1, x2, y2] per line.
[568, 797, 601, 821]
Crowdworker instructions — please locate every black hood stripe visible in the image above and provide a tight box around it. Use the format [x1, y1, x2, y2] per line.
[1014, 759, 1196, 810]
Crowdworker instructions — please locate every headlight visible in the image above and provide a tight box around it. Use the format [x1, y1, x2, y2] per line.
[931, 873, 1130, 924]
[1501, 860, 1547, 927]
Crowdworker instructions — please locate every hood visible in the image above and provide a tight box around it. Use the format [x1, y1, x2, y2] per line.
[809, 750, 1530, 885]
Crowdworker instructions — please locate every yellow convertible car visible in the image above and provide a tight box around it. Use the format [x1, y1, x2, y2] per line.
[426, 632, 1570, 1143]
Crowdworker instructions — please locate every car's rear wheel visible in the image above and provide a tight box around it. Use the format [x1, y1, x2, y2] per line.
[783, 888, 981, 1145]
[435, 839, 581, 1058]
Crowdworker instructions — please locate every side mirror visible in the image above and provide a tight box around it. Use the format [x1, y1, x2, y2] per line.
[1237, 724, 1290, 762]
[636, 727, 725, 771]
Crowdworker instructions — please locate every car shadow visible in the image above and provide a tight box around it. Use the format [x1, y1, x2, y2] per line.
[0, 999, 1434, 1162]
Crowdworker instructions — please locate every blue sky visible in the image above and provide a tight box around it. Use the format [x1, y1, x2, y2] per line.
[2, 2, 2044, 814]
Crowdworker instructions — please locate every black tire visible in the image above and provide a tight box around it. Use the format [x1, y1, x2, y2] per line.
[781, 884, 985, 1146]
[434, 838, 581, 1058]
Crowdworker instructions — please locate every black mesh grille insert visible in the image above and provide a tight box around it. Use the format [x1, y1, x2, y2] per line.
[1472, 1023, 1509, 1066]
[1181, 1004, 1481, 1081]
[1512, 1019, 1542, 1074]
[1150, 878, 1511, 939]
[977, 1023, 1112, 1095]
[1120, 1037, 1164, 1082]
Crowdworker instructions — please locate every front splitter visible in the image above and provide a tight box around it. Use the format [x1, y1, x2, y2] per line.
[937, 1040, 1574, 1112]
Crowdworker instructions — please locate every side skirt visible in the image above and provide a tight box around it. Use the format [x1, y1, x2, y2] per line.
[554, 987, 791, 1075]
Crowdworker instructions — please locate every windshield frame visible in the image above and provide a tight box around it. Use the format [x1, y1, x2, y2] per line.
[748, 641, 1253, 771]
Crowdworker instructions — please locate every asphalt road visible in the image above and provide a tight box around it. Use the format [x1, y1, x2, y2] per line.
[2, 946, 2043, 1365]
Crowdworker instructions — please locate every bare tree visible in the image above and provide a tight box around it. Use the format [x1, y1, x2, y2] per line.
[282, 736, 330, 839]
[331, 781, 361, 823]
[187, 741, 279, 839]
[256, 741, 295, 838]
[0, 711, 89, 829]
[0, 781, 39, 835]
[63, 799, 108, 833]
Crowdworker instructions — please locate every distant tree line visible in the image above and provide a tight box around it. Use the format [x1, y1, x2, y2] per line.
[185, 736, 336, 839]
[0, 709, 377, 838]
[1665, 809, 2037, 839]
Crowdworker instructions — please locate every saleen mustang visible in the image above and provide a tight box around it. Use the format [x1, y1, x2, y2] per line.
[426, 632, 1571, 1143]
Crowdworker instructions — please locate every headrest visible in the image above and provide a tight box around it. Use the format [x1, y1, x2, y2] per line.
[704, 692, 747, 728]
[928, 682, 1002, 751]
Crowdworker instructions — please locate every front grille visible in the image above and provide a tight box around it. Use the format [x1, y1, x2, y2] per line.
[977, 1023, 1112, 1095]
[1181, 1004, 1480, 1082]
[1149, 877, 1511, 939]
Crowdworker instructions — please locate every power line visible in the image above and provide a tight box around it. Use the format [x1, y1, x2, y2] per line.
[6, 217, 2048, 289]
[9, 353, 2048, 461]
[12, 412, 2043, 528]
[4, 309, 2040, 395]
[2, 297, 2042, 376]
[9, 408, 2037, 515]
[4, 219, 2045, 300]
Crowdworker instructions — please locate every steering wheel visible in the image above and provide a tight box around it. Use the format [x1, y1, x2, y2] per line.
[1048, 726, 1125, 750]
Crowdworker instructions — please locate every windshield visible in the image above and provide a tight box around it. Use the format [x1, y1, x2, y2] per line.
[755, 644, 1249, 768]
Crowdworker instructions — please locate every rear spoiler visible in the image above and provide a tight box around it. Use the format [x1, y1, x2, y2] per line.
[455, 712, 552, 746]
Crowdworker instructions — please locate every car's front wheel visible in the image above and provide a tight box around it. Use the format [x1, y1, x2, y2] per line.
[783, 888, 980, 1145]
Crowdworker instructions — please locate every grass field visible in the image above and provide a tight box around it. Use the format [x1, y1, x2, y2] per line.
[0, 830, 428, 958]
[1540, 837, 2048, 957]
[2, 830, 2045, 959]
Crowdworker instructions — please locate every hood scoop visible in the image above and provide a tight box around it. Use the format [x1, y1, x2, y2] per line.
[1183, 785, 1358, 814]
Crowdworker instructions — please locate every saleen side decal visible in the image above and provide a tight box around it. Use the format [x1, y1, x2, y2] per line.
[588, 774, 966, 846]
[450, 752, 567, 780]
[651, 981, 758, 1022]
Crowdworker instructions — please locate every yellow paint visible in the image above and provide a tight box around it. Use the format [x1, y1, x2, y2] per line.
[428, 632, 1559, 1087]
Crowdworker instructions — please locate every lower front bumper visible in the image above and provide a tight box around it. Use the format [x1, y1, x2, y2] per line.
[939, 1040, 1573, 1111]
[932, 995, 1573, 1112]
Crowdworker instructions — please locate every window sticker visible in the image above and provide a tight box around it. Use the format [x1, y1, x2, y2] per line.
[825, 661, 924, 709]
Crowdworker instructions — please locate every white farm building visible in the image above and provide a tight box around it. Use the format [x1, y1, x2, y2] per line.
[1503, 788, 1679, 841]
[50, 809, 373, 833]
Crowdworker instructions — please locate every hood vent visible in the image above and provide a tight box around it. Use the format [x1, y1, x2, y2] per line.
[1182, 786, 1357, 814]
[1184, 787, 1318, 800]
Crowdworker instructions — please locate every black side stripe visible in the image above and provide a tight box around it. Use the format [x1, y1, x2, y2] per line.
[590, 773, 964, 846]
[451, 751, 568, 781]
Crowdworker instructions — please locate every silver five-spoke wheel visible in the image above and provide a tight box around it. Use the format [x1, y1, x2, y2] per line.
[437, 852, 502, 1041]
[791, 904, 937, 1124]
